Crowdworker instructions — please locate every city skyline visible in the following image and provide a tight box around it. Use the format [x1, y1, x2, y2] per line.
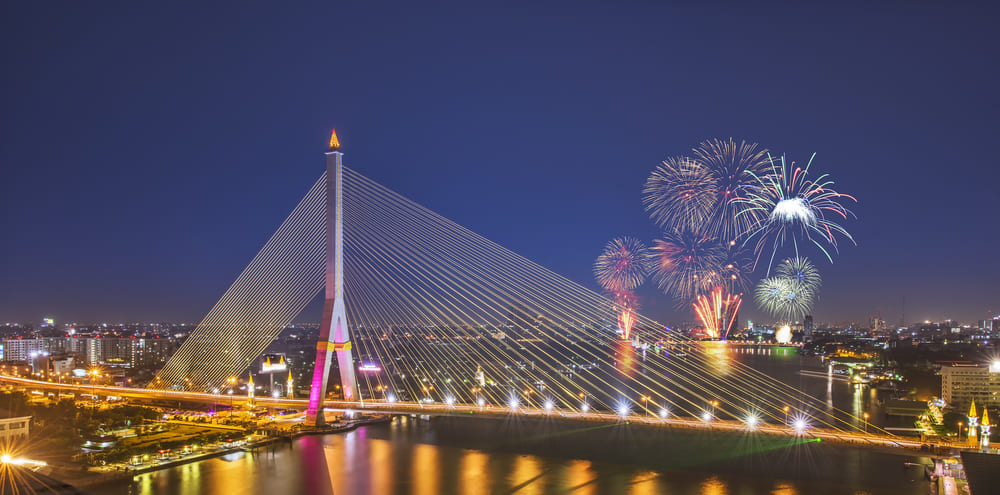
[3, 3, 998, 326]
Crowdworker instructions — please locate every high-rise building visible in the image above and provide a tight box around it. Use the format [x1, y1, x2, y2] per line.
[804, 315, 814, 342]
[2, 339, 43, 362]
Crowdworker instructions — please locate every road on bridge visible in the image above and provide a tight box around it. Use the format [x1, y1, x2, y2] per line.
[0, 375, 943, 454]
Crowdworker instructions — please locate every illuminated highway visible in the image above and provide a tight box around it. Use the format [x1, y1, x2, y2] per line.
[0, 375, 944, 453]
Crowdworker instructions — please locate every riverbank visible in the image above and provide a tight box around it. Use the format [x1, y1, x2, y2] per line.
[49, 414, 393, 490]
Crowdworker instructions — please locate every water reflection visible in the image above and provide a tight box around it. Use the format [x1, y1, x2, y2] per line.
[460, 450, 490, 493]
[115, 348, 930, 495]
[700, 475, 728, 495]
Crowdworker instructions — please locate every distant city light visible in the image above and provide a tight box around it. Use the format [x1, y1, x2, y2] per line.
[358, 363, 381, 373]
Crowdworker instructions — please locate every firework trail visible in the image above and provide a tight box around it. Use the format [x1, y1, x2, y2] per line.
[691, 138, 771, 243]
[642, 156, 717, 232]
[693, 286, 743, 339]
[595, 237, 647, 339]
[736, 153, 856, 274]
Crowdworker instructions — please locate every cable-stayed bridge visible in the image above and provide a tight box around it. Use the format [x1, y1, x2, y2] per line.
[147, 131, 899, 441]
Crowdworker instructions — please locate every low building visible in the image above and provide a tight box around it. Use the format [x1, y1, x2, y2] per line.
[939, 362, 1000, 409]
[0, 415, 31, 440]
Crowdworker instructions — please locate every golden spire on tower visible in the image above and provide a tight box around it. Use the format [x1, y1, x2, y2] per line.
[969, 399, 978, 418]
[983, 407, 990, 427]
[328, 129, 341, 151]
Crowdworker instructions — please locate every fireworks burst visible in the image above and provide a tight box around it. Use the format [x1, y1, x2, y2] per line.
[691, 138, 771, 243]
[710, 241, 753, 295]
[643, 156, 717, 232]
[736, 153, 856, 274]
[693, 286, 742, 339]
[775, 256, 821, 293]
[754, 275, 815, 322]
[650, 228, 724, 303]
[594, 237, 648, 292]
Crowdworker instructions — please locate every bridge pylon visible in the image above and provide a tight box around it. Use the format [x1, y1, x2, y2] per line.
[305, 129, 359, 426]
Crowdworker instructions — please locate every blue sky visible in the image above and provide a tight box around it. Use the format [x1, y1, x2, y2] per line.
[3, 2, 998, 326]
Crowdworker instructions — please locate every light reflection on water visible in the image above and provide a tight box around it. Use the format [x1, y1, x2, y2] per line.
[98, 348, 931, 495]
[112, 415, 930, 495]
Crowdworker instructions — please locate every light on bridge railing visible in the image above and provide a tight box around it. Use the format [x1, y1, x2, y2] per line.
[581, 403, 589, 413]
[477, 398, 485, 407]
[793, 418, 808, 433]
[746, 414, 759, 429]
[387, 394, 396, 403]
[445, 396, 455, 406]
[544, 400, 554, 413]
[701, 411, 713, 422]
[508, 398, 519, 410]
[618, 404, 629, 417]
[659, 408, 669, 419]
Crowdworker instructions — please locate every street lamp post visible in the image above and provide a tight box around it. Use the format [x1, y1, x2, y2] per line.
[863, 412, 870, 433]
[958, 422, 964, 441]
[783, 406, 790, 425]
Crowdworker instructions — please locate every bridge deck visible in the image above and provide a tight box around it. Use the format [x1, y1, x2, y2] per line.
[0, 375, 945, 453]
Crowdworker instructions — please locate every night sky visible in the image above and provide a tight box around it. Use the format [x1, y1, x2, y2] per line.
[3, 2, 998, 326]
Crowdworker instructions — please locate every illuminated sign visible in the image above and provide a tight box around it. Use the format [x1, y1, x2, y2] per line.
[260, 355, 287, 373]
[358, 363, 381, 372]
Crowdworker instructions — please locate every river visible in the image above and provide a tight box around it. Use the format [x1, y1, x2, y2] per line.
[95, 345, 934, 494]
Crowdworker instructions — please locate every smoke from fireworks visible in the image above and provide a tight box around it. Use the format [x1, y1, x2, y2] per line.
[691, 138, 771, 243]
[643, 156, 717, 232]
[736, 153, 856, 274]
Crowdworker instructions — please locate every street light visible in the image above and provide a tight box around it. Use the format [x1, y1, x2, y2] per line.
[958, 421, 963, 441]
[863, 412, 870, 434]
[783, 406, 790, 425]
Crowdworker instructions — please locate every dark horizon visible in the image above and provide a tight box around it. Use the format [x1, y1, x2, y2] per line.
[3, 3, 998, 326]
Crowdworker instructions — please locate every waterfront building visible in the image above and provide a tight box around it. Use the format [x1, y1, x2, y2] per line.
[940, 362, 1000, 408]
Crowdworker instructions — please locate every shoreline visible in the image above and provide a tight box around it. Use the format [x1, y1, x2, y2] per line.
[51, 415, 393, 489]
